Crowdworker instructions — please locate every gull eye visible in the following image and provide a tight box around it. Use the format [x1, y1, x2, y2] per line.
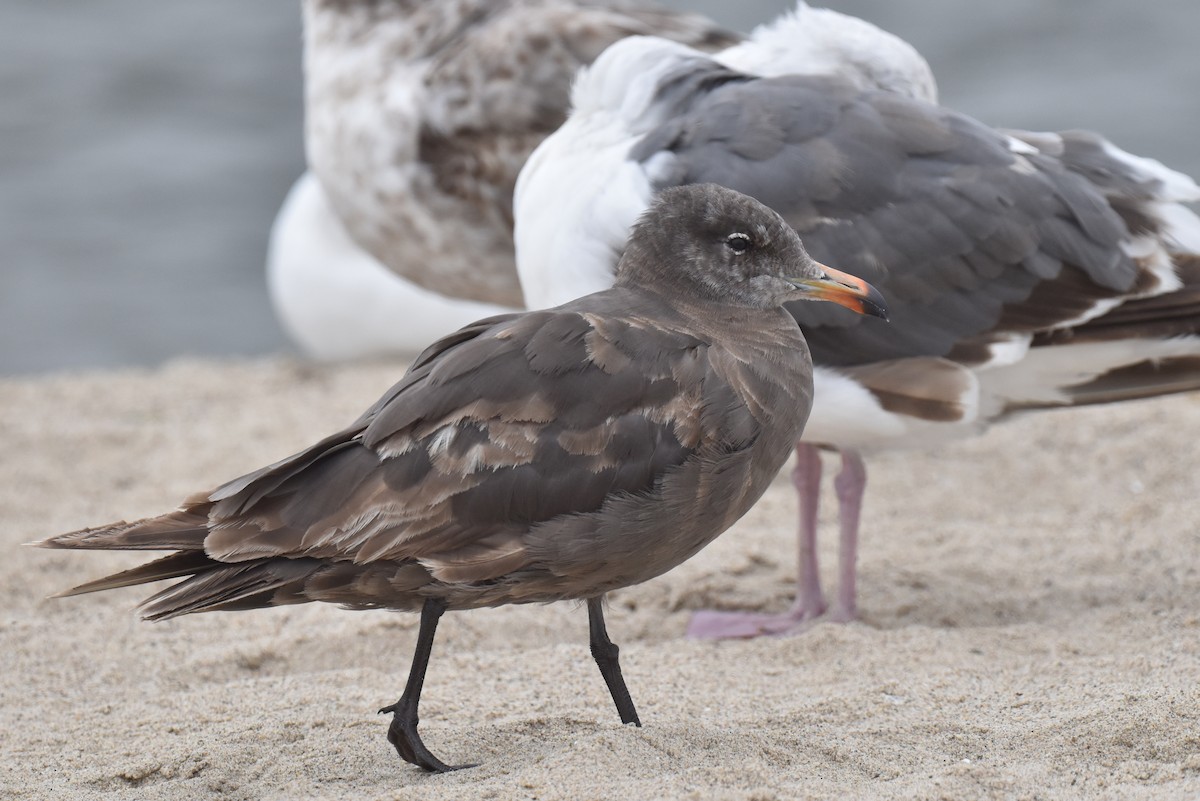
[725, 232, 752, 254]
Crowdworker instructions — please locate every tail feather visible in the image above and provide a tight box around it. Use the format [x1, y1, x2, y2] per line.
[139, 559, 322, 621]
[1033, 268, 1200, 347]
[1054, 355, 1200, 408]
[37, 509, 327, 619]
[979, 330, 1200, 417]
[36, 509, 209, 551]
[53, 550, 218, 598]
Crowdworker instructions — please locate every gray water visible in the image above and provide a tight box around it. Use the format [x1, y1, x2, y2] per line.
[3, 0, 1197, 375]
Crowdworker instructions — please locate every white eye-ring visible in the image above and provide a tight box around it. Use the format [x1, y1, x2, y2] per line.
[726, 232, 752, 254]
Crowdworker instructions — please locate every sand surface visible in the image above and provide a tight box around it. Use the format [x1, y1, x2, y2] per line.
[2, 357, 1198, 800]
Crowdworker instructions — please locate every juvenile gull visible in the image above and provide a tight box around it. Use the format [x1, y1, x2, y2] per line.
[300, 0, 737, 310]
[38, 185, 886, 773]
[514, 3, 1200, 636]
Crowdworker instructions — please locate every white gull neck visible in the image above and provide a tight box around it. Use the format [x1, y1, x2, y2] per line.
[515, 37, 711, 309]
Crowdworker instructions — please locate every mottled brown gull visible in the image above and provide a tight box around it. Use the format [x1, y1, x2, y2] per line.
[300, 0, 737, 309]
[514, 3, 1200, 636]
[38, 184, 886, 772]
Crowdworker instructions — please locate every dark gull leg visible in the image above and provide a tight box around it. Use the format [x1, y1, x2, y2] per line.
[379, 597, 473, 772]
[587, 596, 641, 726]
[685, 442, 828, 638]
[827, 449, 865, 622]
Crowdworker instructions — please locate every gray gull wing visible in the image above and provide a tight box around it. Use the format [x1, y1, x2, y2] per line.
[632, 71, 1177, 367]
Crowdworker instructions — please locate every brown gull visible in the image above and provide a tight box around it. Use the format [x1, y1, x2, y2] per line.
[38, 184, 887, 772]
[300, 0, 737, 311]
[513, 3, 1200, 637]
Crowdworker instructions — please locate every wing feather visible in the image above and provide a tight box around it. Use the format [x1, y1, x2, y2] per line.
[46, 294, 722, 595]
[637, 72, 1188, 367]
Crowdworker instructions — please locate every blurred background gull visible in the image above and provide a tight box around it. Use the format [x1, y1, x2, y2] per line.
[3, 0, 1199, 374]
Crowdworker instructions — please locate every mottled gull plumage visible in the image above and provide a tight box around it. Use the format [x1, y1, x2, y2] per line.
[267, 173, 514, 360]
[294, 0, 736, 302]
[38, 184, 887, 772]
[271, 0, 738, 357]
[514, 1, 1200, 637]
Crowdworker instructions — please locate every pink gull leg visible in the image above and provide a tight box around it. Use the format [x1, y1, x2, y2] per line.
[787, 442, 828, 620]
[686, 442, 828, 638]
[826, 449, 865, 623]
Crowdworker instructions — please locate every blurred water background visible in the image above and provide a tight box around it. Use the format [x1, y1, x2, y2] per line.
[3, 0, 1198, 374]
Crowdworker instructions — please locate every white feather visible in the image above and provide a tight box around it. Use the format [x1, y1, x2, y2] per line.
[975, 334, 1033, 370]
[717, 2, 937, 101]
[978, 337, 1200, 413]
[803, 368, 907, 445]
[516, 37, 704, 309]
[1155, 202, 1200, 255]
[1100, 139, 1200, 203]
[805, 366, 986, 452]
[267, 173, 515, 361]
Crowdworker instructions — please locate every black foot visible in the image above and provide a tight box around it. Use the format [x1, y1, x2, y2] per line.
[587, 596, 642, 726]
[379, 704, 475, 773]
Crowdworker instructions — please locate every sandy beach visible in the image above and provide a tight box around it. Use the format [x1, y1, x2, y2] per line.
[2, 356, 1198, 800]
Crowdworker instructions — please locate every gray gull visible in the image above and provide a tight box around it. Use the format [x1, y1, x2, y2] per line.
[513, 2, 1200, 637]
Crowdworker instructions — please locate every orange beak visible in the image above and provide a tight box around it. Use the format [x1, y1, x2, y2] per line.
[787, 262, 888, 320]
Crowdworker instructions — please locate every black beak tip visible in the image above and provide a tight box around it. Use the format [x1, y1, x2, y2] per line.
[864, 288, 889, 322]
